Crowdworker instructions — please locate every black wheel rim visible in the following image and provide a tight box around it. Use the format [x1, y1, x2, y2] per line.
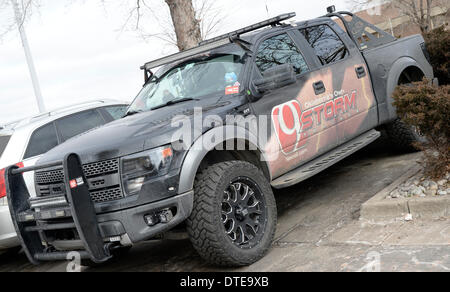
[221, 177, 267, 249]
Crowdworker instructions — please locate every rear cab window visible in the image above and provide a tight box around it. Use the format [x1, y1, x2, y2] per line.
[300, 24, 348, 65]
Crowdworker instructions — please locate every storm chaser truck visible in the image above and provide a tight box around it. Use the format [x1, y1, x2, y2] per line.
[6, 9, 435, 267]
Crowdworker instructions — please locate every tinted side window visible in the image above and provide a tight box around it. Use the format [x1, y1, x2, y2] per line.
[255, 33, 309, 75]
[24, 123, 58, 159]
[0, 135, 11, 158]
[104, 105, 127, 120]
[300, 25, 348, 65]
[57, 110, 105, 142]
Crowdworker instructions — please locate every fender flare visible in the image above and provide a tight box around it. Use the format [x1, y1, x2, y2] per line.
[177, 125, 271, 194]
[385, 57, 428, 119]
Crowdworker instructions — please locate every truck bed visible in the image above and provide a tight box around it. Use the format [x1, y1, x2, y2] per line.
[362, 34, 434, 124]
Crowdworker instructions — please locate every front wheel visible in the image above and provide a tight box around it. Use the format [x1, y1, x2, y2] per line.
[187, 161, 277, 267]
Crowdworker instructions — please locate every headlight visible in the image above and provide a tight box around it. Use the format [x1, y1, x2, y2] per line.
[121, 146, 173, 196]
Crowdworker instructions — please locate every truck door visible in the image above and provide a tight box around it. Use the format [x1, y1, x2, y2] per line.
[299, 22, 378, 144]
[249, 31, 339, 179]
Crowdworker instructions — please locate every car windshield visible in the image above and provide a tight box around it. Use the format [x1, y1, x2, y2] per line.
[128, 54, 245, 113]
[0, 135, 11, 158]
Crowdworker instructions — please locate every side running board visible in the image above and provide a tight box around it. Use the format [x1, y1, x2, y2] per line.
[271, 130, 380, 189]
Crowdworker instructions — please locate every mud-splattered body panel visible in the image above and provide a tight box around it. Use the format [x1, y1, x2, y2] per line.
[249, 22, 377, 179]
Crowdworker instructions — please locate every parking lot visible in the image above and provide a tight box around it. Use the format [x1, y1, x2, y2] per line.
[1, 136, 448, 272]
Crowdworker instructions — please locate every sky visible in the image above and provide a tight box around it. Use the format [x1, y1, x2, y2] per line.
[0, 0, 352, 124]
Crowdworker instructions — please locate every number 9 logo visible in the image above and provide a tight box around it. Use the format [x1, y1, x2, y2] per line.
[272, 100, 307, 155]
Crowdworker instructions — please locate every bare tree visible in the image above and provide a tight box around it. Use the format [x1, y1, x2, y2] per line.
[347, 0, 448, 33]
[1, 0, 224, 51]
[165, 0, 201, 51]
[121, 0, 224, 51]
[391, 0, 433, 33]
[0, 0, 40, 39]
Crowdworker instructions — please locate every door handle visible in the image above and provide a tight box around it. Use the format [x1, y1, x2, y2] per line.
[356, 66, 366, 79]
[313, 81, 326, 95]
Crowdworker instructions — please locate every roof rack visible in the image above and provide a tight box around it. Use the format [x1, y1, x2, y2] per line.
[324, 11, 396, 50]
[141, 12, 296, 73]
[48, 100, 109, 116]
[0, 119, 21, 130]
[12, 100, 111, 129]
[26, 100, 107, 121]
[200, 12, 296, 46]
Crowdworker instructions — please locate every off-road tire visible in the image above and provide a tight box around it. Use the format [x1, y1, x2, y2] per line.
[187, 161, 277, 267]
[385, 119, 426, 152]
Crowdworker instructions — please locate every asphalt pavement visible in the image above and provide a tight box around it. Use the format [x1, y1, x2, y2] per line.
[1, 136, 448, 272]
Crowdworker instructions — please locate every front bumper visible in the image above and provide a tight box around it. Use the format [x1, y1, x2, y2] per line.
[6, 153, 193, 264]
[97, 191, 193, 243]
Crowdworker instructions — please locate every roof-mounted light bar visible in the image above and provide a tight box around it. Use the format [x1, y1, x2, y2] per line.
[141, 12, 296, 71]
[200, 12, 296, 46]
[141, 37, 232, 71]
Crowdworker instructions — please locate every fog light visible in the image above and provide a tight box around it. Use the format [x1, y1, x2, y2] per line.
[144, 209, 174, 226]
[55, 210, 66, 218]
[159, 209, 174, 223]
[25, 214, 35, 221]
[109, 236, 121, 243]
[144, 214, 160, 226]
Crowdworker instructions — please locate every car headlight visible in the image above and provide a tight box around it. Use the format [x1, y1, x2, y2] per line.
[121, 146, 173, 196]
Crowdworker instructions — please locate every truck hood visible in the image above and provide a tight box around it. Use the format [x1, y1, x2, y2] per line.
[38, 102, 202, 165]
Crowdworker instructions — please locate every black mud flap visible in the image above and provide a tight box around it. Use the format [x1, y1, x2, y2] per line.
[5, 153, 112, 265]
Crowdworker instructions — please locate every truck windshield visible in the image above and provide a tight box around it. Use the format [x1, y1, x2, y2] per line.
[128, 54, 245, 113]
[0, 135, 11, 158]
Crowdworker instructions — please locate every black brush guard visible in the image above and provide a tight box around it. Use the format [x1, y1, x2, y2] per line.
[5, 153, 112, 265]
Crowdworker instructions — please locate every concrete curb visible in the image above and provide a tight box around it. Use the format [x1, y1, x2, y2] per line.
[360, 166, 450, 221]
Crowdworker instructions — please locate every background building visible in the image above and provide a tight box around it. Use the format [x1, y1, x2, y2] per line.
[353, 0, 449, 37]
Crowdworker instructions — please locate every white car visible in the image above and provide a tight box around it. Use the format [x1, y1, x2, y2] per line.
[0, 100, 128, 250]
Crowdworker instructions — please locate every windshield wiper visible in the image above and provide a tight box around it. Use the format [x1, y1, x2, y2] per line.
[151, 98, 199, 111]
[123, 109, 144, 118]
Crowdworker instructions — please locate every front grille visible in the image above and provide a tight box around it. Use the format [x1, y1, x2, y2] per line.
[35, 169, 64, 185]
[90, 187, 124, 203]
[83, 159, 119, 177]
[35, 158, 123, 204]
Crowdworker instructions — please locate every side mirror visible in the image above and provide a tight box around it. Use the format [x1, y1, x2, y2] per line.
[253, 64, 297, 95]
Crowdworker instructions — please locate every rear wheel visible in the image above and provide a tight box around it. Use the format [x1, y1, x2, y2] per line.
[187, 161, 277, 267]
[385, 119, 426, 152]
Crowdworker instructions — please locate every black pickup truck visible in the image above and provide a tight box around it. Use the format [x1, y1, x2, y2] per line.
[6, 8, 435, 267]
